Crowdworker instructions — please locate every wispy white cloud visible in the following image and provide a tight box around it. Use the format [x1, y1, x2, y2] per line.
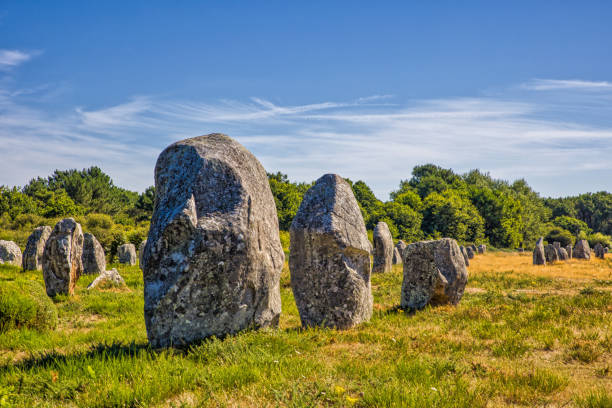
[0, 49, 37, 70]
[1, 77, 611, 198]
[522, 78, 612, 91]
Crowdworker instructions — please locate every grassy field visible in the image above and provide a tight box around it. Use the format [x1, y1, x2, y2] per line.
[0, 249, 611, 407]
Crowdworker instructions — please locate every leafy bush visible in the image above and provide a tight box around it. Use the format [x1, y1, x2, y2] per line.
[0, 277, 58, 332]
[587, 232, 612, 249]
[545, 227, 574, 247]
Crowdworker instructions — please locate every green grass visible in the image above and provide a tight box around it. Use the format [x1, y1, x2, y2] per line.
[0, 253, 610, 407]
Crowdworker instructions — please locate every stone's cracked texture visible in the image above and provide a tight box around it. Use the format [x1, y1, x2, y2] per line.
[401, 238, 468, 310]
[0, 240, 22, 267]
[42, 218, 84, 297]
[574, 239, 591, 260]
[372, 221, 393, 273]
[143, 133, 284, 348]
[289, 174, 372, 329]
[545, 244, 559, 263]
[82, 233, 106, 275]
[118, 243, 137, 265]
[138, 239, 147, 269]
[533, 237, 546, 265]
[459, 246, 470, 267]
[23, 226, 52, 271]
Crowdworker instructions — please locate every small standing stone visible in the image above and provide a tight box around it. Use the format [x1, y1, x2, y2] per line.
[574, 240, 591, 260]
[87, 268, 125, 290]
[459, 246, 470, 267]
[392, 247, 402, 265]
[558, 247, 569, 261]
[22, 226, 52, 271]
[0, 240, 22, 267]
[566, 244, 573, 259]
[138, 239, 147, 269]
[466, 246, 475, 259]
[470, 244, 478, 254]
[372, 221, 393, 273]
[82, 233, 106, 275]
[605, 247, 609, 254]
[594, 243, 605, 259]
[477, 244, 486, 254]
[118, 243, 137, 265]
[545, 244, 559, 263]
[401, 238, 468, 310]
[42, 218, 84, 297]
[533, 237, 546, 266]
[290, 174, 373, 329]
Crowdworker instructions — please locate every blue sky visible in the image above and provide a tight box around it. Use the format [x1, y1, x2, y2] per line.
[1, 1, 611, 199]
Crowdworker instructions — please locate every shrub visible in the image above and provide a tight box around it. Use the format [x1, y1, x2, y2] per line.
[0, 278, 58, 332]
[587, 232, 612, 249]
[545, 227, 574, 247]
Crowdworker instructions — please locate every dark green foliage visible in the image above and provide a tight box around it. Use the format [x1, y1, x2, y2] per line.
[421, 190, 484, 242]
[0, 272, 58, 332]
[545, 227, 574, 247]
[587, 232, 612, 248]
[267, 172, 312, 230]
[545, 192, 612, 235]
[552, 216, 591, 236]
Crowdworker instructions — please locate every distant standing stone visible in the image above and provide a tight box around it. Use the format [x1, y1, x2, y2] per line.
[470, 244, 478, 254]
[594, 243, 605, 259]
[392, 247, 402, 265]
[565, 244, 573, 259]
[143, 133, 284, 347]
[373, 221, 393, 273]
[290, 174, 372, 329]
[477, 244, 486, 254]
[558, 247, 569, 261]
[42, 218, 84, 297]
[138, 239, 147, 269]
[605, 247, 609, 254]
[0, 240, 22, 267]
[22, 226, 52, 271]
[401, 238, 468, 310]
[545, 244, 559, 263]
[460, 245, 470, 266]
[553, 242, 561, 249]
[574, 239, 591, 260]
[87, 268, 125, 290]
[466, 246, 475, 259]
[82, 233, 106, 275]
[118, 243, 137, 265]
[533, 237, 546, 266]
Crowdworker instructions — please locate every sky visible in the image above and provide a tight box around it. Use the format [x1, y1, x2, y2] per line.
[1, 1, 611, 200]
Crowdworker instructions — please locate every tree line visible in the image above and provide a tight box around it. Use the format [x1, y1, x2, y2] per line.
[1, 165, 610, 251]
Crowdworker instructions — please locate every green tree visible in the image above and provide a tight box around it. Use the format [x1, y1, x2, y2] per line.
[421, 190, 484, 243]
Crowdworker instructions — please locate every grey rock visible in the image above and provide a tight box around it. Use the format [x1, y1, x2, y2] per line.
[401, 238, 468, 310]
[372, 221, 393, 273]
[87, 268, 125, 290]
[594, 243, 605, 259]
[117, 243, 137, 265]
[477, 244, 486, 254]
[574, 239, 591, 260]
[470, 244, 478, 254]
[42, 218, 84, 297]
[558, 247, 569, 261]
[566, 244, 573, 259]
[290, 174, 372, 329]
[533, 237, 546, 265]
[82, 233, 106, 275]
[143, 133, 284, 348]
[466, 246, 475, 259]
[545, 244, 559, 263]
[396, 240, 407, 254]
[553, 241, 561, 249]
[392, 247, 402, 265]
[605, 247, 609, 254]
[459, 245, 470, 267]
[138, 239, 147, 269]
[22, 226, 52, 271]
[0, 240, 22, 267]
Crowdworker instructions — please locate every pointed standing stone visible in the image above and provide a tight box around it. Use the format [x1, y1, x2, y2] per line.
[459, 246, 470, 266]
[82, 233, 106, 275]
[565, 244, 573, 259]
[42, 218, 84, 297]
[290, 174, 372, 329]
[22, 226, 52, 271]
[574, 240, 591, 260]
[118, 243, 137, 265]
[533, 237, 546, 265]
[594, 243, 605, 259]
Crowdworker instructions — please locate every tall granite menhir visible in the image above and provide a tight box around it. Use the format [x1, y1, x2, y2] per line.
[142, 134, 284, 348]
[23, 226, 52, 271]
[290, 174, 373, 329]
[42, 218, 84, 297]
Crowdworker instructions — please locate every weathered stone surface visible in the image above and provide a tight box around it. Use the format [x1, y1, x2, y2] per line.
[566, 244, 573, 259]
[87, 268, 125, 290]
[574, 239, 591, 260]
[477, 244, 486, 254]
[466, 246, 475, 259]
[22, 226, 52, 271]
[143, 133, 284, 347]
[533, 237, 546, 266]
[401, 238, 468, 310]
[118, 243, 137, 265]
[558, 247, 569, 261]
[290, 174, 372, 329]
[82, 233, 106, 275]
[545, 244, 559, 263]
[392, 247, 402, 265]
[594, 243, 605, 259]
[460, 246, 470, 266]
[470, 244, 478, 255]
[42, 218, 84, 297]
[0, 240, 22, 267]
[373, 221, 393, 273]
[553, 242, 561, 249]
[396, 240, 407, 258]
[138, 239, 147, 268]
